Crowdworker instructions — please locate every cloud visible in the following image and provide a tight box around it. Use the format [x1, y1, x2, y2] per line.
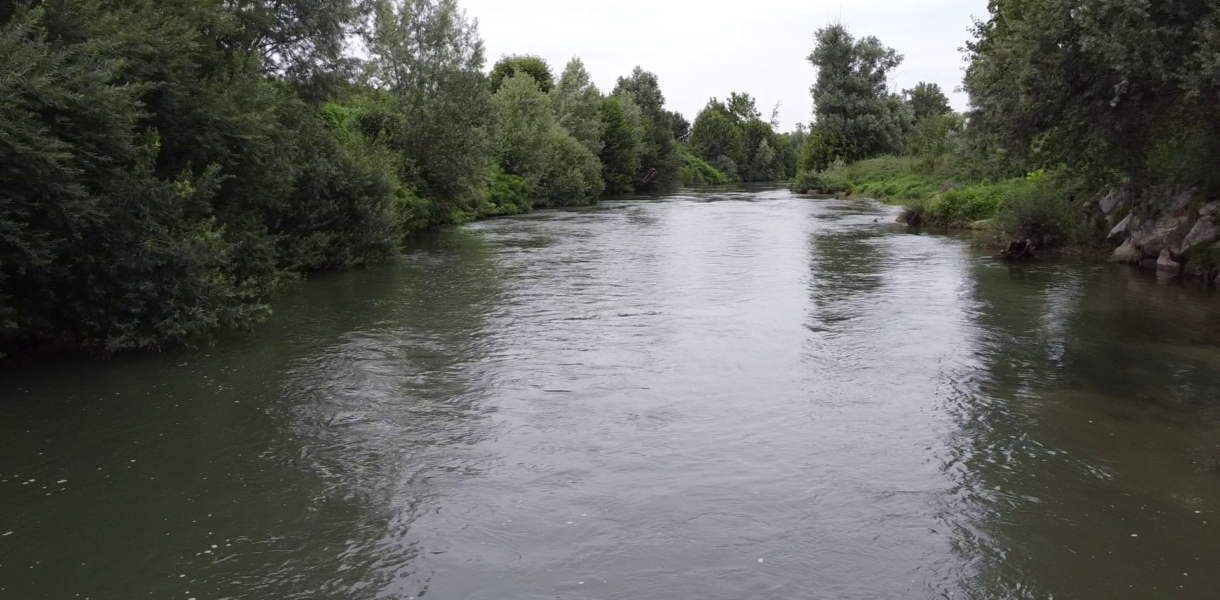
[462, 0, 987, 131]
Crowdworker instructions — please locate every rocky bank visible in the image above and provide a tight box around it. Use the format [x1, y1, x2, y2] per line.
[1104, 187, 1220, 282]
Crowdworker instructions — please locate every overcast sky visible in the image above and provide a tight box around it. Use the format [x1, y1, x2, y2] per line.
[462, 0, 989, 132]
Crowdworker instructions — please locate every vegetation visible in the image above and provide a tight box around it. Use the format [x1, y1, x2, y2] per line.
[687, 94, 799, 183]
[789, 6, 1220, 252]
[0, 0, 694, 355]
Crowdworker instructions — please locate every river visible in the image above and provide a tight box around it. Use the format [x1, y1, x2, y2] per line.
[3, 187, 1219, 599]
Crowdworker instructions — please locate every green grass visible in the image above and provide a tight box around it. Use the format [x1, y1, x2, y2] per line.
[812, 155, 1097, 249]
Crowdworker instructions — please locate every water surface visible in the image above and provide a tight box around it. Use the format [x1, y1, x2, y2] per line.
[3, 187, 1219, 599]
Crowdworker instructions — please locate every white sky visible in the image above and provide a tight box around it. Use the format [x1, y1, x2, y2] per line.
[462, 0, 989, 132]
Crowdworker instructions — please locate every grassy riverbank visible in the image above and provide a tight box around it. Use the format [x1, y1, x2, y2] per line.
[796, 156, 1101, 250]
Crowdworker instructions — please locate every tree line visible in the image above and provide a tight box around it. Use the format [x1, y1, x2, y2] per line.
[0, 0, 702, 355]
[792, 2, 1220, 251]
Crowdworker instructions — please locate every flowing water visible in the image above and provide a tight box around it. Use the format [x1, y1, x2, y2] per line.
[3, 187, 1220, 600]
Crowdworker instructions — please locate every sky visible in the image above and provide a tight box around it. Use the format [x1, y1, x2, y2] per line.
[462, 0, 989, 132]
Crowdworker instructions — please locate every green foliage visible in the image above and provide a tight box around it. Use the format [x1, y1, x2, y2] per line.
[552, 57, 604, 156]
[367, 0, 493, 219]
[905, 112, 965, 161]
[798, 129, 860, 172]
[272, 111, 403, 271]
[538, 128, 606, 206]
[690, 100, 747, 172]
[808, 23, 910, 158]
[490, 54, 554, 94]
[598, 96, 640, 194]
[903, 82, 952, 122]
[963, 0, 1220, 193]
[491, 73, 555, 187]
[676, 144, 729, 186]
[791, 160, 850, 195]
[474, 165, 532, 217]
[612, 67, 666, 115]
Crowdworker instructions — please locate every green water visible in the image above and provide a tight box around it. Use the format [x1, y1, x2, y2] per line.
[3, 187, 1219, 599]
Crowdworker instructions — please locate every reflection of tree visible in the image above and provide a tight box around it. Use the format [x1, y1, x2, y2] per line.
[258, 226, 508, 599]
[945, 259, 1220, 599]
[806, 228, 890, 334]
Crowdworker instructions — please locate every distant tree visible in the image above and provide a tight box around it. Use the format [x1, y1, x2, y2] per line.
[808, 23, 908, 158]
[598, 96, 640, 194]
[491, 73, 554, 186]
[551, 57, 604, 155]
[690, 99, 746, 175]
[490, 54, 554, 94]
[727, 92, 761, 123]
[663, 110, 691, 142]
[903, 82, 952, 122]
[612, 66, 665, 116]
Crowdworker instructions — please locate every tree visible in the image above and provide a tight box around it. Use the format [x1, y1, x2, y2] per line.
[490, 54, 554, 94]
[612, 66, 665, 115]
[663, 110, 691, 142]
[727, 92, 761, 123]
[598, 96, 639, 194]
[964, 0, 1219, 190]
[903, 82, 952, 122]
[690, 99, 746, 177]
[552, 57, 603, 156]
[808, 23, 909, 158]
[491, 73, 554, 187]
[367, 0, 493, 219]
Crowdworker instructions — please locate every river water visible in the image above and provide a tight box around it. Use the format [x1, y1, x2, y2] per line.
[3, 187, 1220, 599]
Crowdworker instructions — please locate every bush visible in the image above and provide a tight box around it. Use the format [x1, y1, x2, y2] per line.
[271, 111, 404, 271]
[791, 169, 849, 195]
[537, 128, 605, 207]
[677, 145, 729, 186]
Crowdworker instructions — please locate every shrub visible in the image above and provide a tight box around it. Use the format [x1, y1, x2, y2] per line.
[677, 146, 729, 186]
[791, 169, 849, 195]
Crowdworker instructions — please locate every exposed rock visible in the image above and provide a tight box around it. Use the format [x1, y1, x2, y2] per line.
[1108, 213, 1133, 240]
[1110, 239, 1143, 263]
[1201, 202, 1220, 218]
[1129, 213, 1192, 256]
[969, 219, 992, 230]
[1100, 189, 1124, 214]
[1177, 218, 1220, 255]
[1157, 249, 1181, 272]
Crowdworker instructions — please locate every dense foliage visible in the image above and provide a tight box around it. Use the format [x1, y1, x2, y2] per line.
[0, 0, 692, 355]
[688, 94, 798, 183]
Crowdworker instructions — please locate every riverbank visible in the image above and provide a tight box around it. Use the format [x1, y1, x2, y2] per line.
[794, 157, 1220, 280]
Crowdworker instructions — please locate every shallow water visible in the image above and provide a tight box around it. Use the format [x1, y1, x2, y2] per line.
[3, 187, 1219, 599]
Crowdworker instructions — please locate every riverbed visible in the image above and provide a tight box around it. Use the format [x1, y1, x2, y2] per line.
[3, 187, 1219, 599]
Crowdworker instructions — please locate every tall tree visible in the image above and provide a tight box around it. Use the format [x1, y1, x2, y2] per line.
[551, 57, 604, 156]
[903, 82, 951, 122]
[367, 0, 493, 217]
[612, 66, 665, 115]
[490, 54, 554, 94]
[727, 92, 761, 123]
[808, 23, 909, 158]
[598, 96, 639, 194]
